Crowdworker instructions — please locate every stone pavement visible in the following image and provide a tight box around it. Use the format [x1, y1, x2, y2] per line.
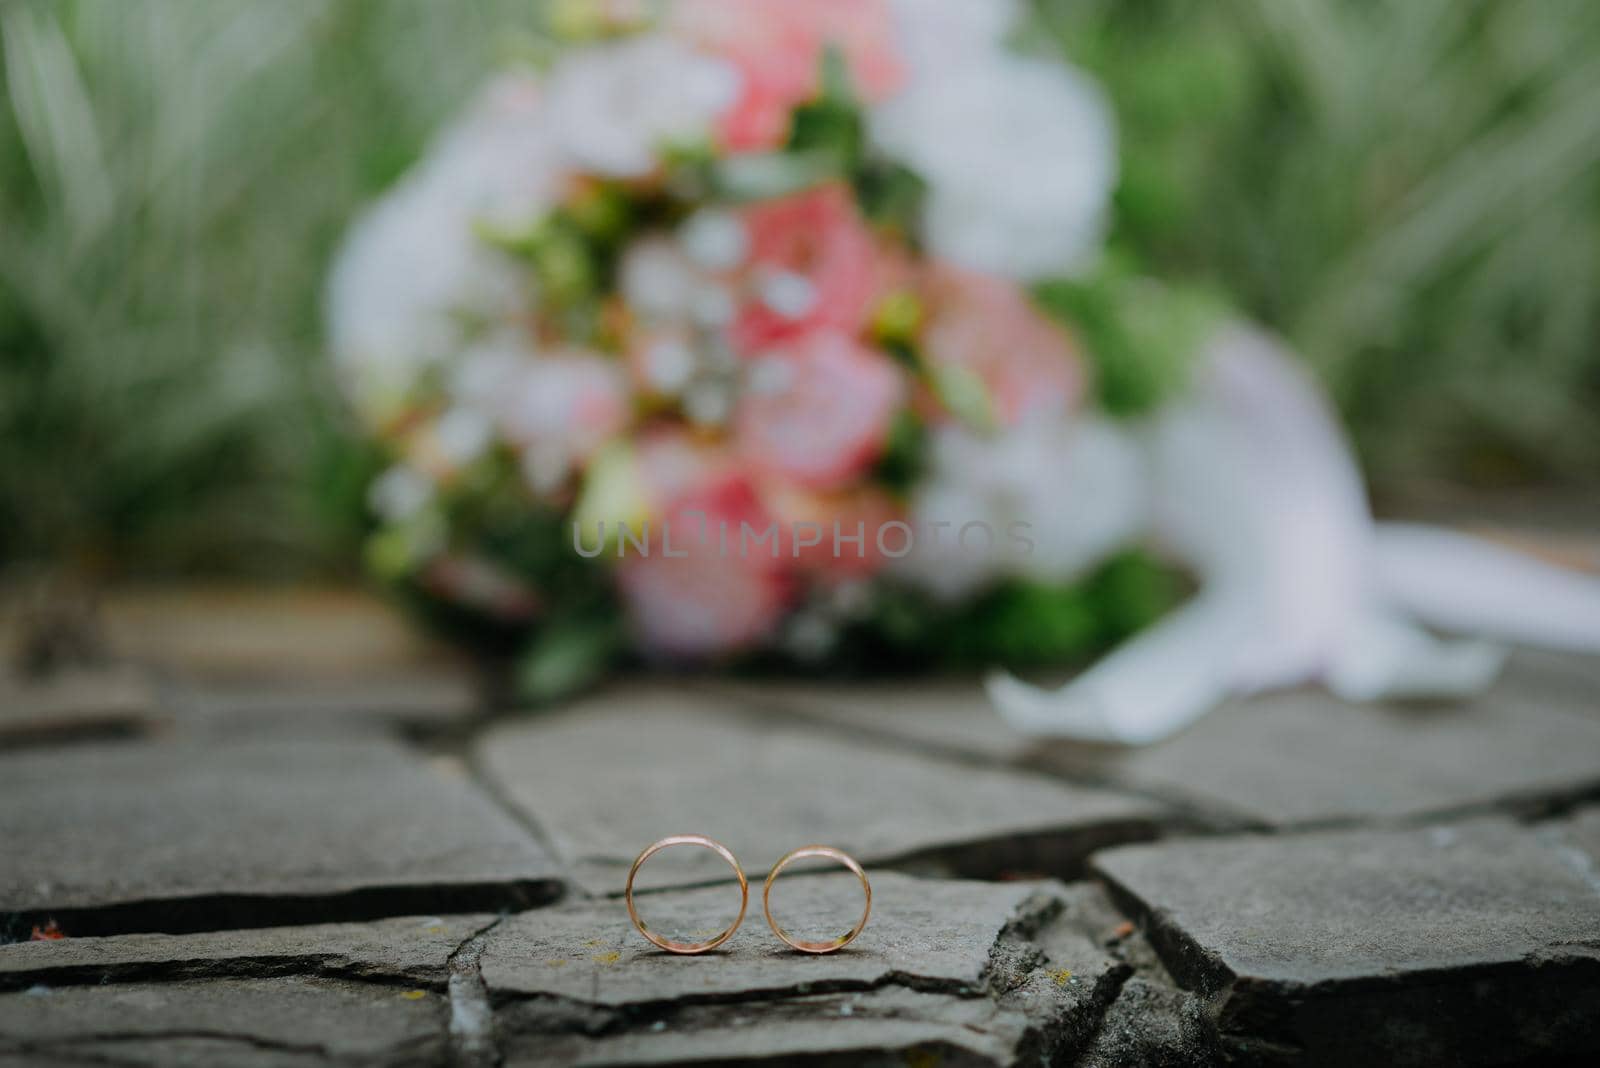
[2, 650, 1599, 1066]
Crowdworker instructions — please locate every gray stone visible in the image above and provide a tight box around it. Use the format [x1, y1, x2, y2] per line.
[504, 987, 1043, 1067]
[1075, 977, 1219, 1068]
[492, 876, 1131, 1066]
[1558, 805, 1600, 862]
[0, 913, 492, 991]
[477, 688, 1161, 893]
[482, 873, 1048, 1004]
[696, 675, 1036, 764]
[1094, 819, 1600, 1065]
[0, 736, 561, 936]
[706, 652, 1600, 829]
[0, 977, 446, 1066]
[1041, 649, 1600, 826]
[0, 668, 159, 749]
[167, 672, 481, 737]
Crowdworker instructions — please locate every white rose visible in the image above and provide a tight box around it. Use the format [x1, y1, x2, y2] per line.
[543, 34, 738, 177]
[327, 73, 562, 424]
[871, 56, 1116, 280]
[894, 417, 1147, 600]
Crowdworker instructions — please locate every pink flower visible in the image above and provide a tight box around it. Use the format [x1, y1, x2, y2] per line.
[730, 184, 881, 354]
[919, 265, 1085, 427]
[618, 454, 791, 659]
[767, 482, 904, 579]
[735, 329, 904, 490]
[671, 0, 903, 152]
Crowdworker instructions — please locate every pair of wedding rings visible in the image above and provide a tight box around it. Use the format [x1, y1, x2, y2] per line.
[624, 834, 871, 955]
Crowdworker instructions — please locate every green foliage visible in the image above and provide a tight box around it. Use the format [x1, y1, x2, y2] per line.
[515, 615, 624, 703]
[0, 0, 539, 577]
[869, 551, 1182, 670]
[1035, 267, 1223, 415]
[1040, 0, 1600, 484]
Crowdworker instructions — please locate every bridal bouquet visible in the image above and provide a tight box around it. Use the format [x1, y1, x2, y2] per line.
[330, 0, 1600, 735]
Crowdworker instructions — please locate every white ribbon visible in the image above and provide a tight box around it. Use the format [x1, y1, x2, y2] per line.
[988, 323, 1599, 745]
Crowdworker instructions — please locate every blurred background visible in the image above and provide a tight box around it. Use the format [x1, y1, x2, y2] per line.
[4, 0, 1599, 591]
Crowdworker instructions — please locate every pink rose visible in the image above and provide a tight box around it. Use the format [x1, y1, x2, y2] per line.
[618, 459, 791, 659]
[767, 482, 904, 579]
[919, 265, 1086, 427]
[731, 184, 881, 354]
[671, 0, 903, 152]
[734, 329, 904, 490]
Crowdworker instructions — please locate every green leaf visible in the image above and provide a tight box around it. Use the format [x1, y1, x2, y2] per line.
[1034, 270, 1222, 415]
[873, 409, 927, 492]
[515, 618, 622, 704]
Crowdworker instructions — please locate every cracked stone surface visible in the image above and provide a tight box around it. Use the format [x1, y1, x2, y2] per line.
[477, 688, 1161, 893]
[483, 873, 1049, 1003]
[505, 987, 1047, 1067]
[709, 654, 1600, 829]
[1045, 650, 1600, 826]
[491, 877, 1130, 1066]
[697, 676, 1036, 764]
[0, 914, 492, 991]
[1094, 818, 1600, 1065]
[0, 736, 562, 936]
[1075, 976, 1218, 1068]
[0, 977, 447, 1067]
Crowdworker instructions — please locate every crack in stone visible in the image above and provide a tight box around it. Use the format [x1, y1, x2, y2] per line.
[447, 916, 504, 1068]
[0, 953, 452, 995]
[487, 883, 1135, 1068]
[462, 738, 578, 894]
[2, 1028, 336, 1058]
[2, 882, 560, 943]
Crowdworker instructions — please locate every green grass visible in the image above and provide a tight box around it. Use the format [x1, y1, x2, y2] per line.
[1044, 0, 1600, 486]
[3, 0, 1597, 579]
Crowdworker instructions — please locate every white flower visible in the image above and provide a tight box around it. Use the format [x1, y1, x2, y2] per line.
[678, 209, 747, 271]
[894, 417, 1147, 601]
[871, 56, 1115, 280]
[327, 73, 562, 425]
[619, 237, 700, 321]
[543, 34, 738, 177]
[368, 464, 434, 521]
[885, 0, 1022, 79]
[498, 351, 630, 495]
[433, 407, 494, 468]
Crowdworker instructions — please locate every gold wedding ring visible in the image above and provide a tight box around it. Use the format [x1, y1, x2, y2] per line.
[762, 845, 872, 954]
[625, 835, 748, 953]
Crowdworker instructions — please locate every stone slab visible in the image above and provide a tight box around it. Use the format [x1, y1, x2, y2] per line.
[0, 669, 160, 749]
[166, 673, 482, 737]
[1052, 649, 1600, 826]
[0, 977, 446, 1067]
[1094, 819, 1600, 1065]
[492, 876, 1131, 1067]
[0, 913, 492, 991]
[696, 675, 1036, 764]
[505, 987, 1040, 1067]
[1558, 805, 1600, 861]
[0, 736, 561, 936]
[477, 688, 1161, 893]
[482, 873, 1048, 1004]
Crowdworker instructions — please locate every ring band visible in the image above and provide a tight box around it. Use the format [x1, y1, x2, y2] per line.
[625, 835, 748, 954]
[762, 845, 872, 954]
